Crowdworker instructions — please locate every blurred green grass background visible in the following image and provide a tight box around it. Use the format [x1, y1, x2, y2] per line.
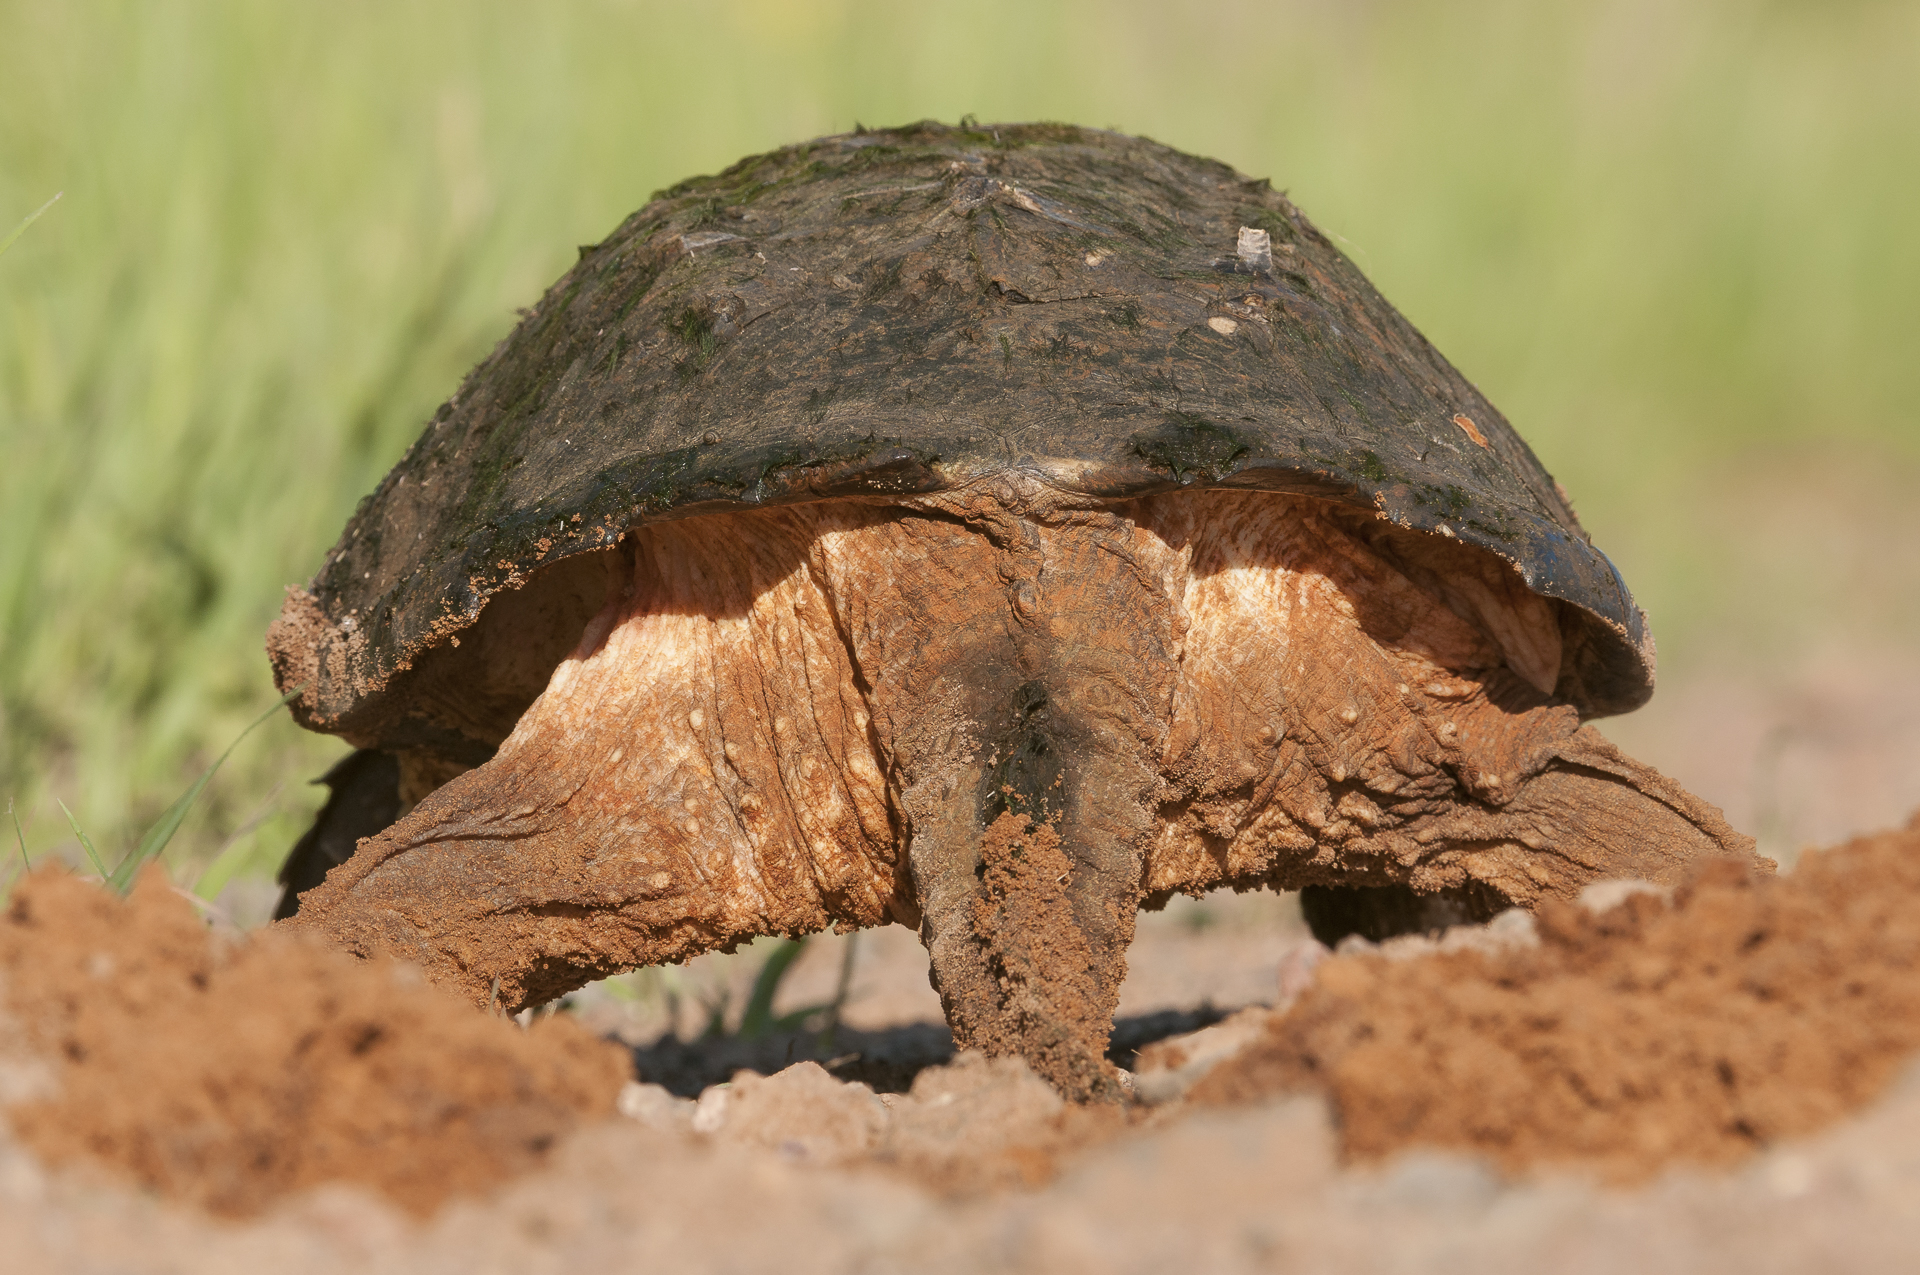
[3, 0, 1915, 897]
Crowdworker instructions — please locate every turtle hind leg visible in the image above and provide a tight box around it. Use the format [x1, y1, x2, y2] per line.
[1502, 725, 1765, 893]
[272, 749, 402, 921]
[282, 507, 906, 1011]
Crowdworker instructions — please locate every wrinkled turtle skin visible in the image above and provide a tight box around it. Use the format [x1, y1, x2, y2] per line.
[270, 122, 1759, 1101]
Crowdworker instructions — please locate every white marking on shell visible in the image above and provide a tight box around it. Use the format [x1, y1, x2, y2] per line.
[1236, 226, 1273, 270]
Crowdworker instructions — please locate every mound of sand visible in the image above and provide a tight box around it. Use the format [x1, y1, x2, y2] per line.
[1, 817, 1917, 1271]
[0, 867, 630, 1217]
[1192, 816, 1920, 1181]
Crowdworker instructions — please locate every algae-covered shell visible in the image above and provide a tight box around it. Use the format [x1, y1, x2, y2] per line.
[269, 120, 1651, 762]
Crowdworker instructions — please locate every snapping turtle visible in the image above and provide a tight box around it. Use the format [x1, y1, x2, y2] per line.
[269, 122, 1757, 1100]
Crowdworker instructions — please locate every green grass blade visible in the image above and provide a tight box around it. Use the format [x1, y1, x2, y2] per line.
[700, 989, 732, 1040]
[107, 684, 305, 894]
[57, 798, 107, 878]
[9, 799, 29, 872]
[736, 938, 808, 1039]
[816, 932, 860, 1052]
[0, 191, 61, 259]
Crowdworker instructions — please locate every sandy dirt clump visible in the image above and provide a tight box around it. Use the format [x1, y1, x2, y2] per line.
[0, 867, 631, 1217]
[1193, 816, 1920, 1181]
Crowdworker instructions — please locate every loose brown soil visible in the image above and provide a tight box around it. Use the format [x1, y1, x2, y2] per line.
[4, 816, 1919, 1268]
[0, 866, 630, 1218]
[1193, 815, 1920, 1181]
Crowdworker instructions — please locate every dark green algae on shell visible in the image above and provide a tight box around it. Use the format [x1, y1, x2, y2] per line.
[273, 120, 1655, 751]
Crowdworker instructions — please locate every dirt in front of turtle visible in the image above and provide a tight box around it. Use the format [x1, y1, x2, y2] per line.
[1189, 814, 1920, 1181]
[2, 816, 1919, 1270]
[0, 867, 630, 1218]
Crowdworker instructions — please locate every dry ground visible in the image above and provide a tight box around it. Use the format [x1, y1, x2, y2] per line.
[5, 814, 1920, 1273]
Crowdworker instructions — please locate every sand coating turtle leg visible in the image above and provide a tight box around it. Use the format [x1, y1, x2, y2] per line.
[286, 487, 1757, 1101]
